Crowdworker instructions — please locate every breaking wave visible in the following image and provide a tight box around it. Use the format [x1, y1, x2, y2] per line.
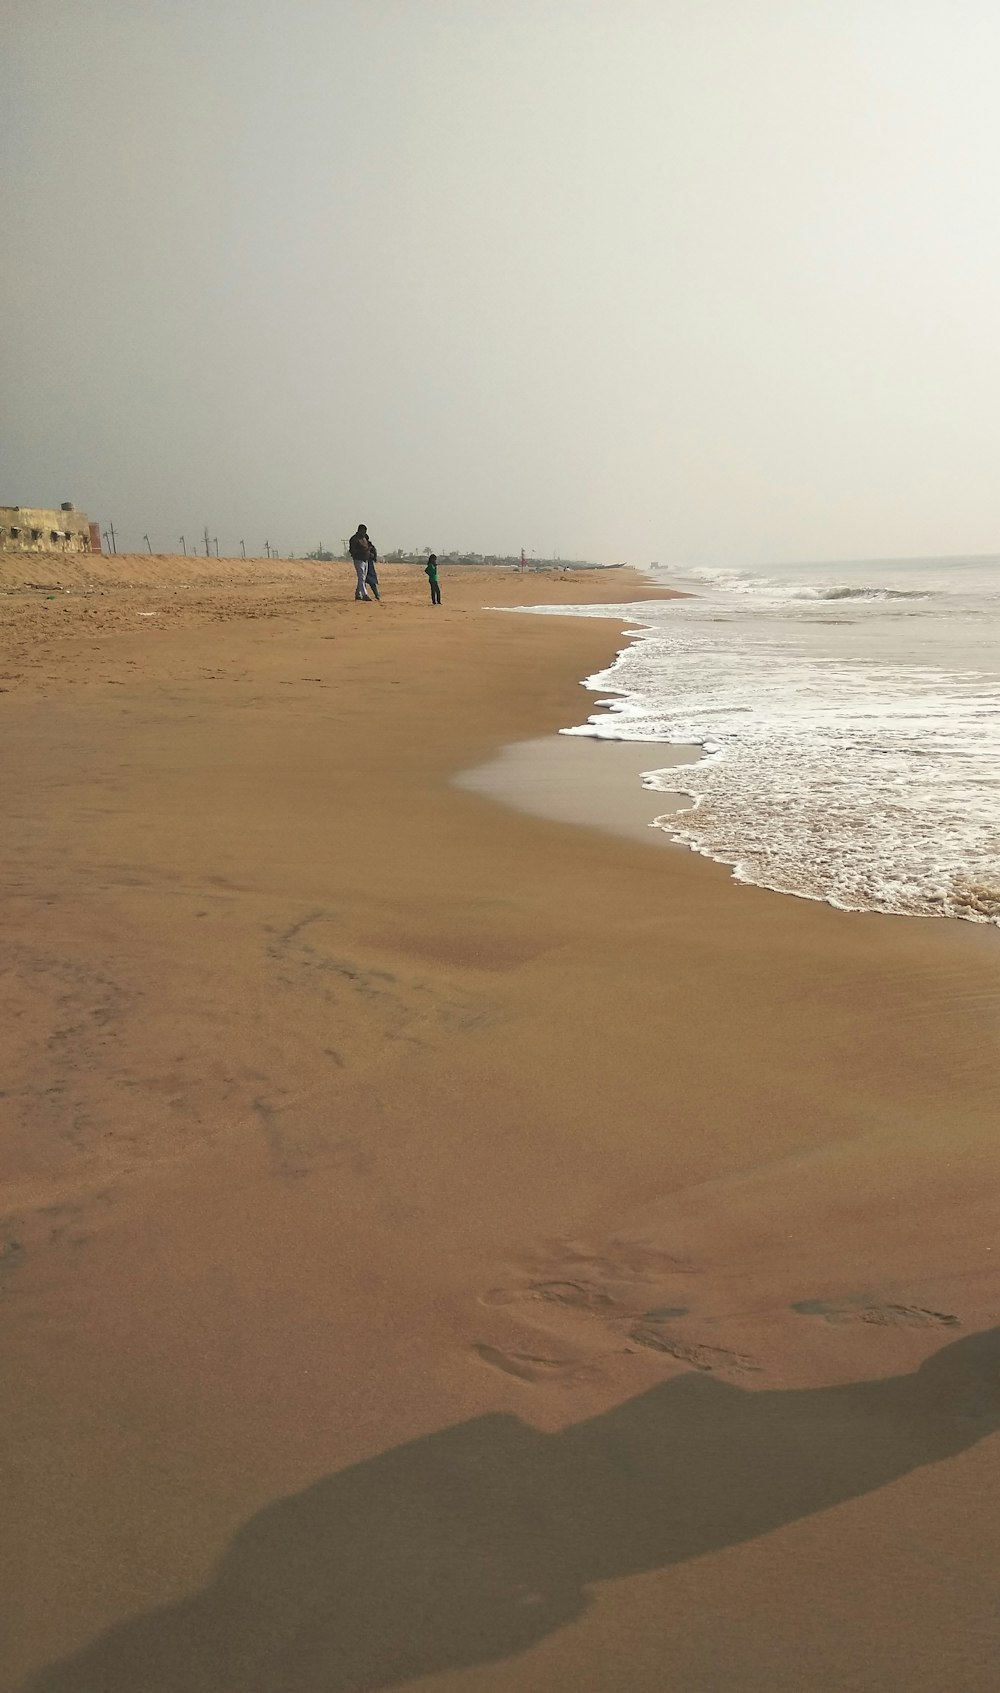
[509, 555, 1000, 925]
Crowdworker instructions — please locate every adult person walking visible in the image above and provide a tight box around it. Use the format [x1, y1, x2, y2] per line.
[348, 525, 373, 601]
[425, 553, 441, 605]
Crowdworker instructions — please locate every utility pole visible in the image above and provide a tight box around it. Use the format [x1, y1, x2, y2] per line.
[180, 536, 187, 556]
[108, 520, 117, 554]
[214, 538, 219, 558]
[240, 539, 246, 559]
[203, 526, 211, 557]
[144, 533, 152, 553]
[265, 540, 271, 559]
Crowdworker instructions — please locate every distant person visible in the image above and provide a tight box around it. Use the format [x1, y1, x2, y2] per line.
[425, 553, 441, 605]
[365, 540, 381, 602]
[348, 525, 372, 601]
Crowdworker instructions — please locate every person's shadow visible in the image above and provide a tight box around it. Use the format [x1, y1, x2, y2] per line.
[26, 1327, 1000, 1693]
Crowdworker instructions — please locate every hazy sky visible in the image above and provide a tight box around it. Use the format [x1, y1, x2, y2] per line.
[5, 1, 1000, 565]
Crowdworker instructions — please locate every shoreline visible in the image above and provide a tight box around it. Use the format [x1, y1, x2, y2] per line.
[547, 567, 1000, 928]
[3, 562, 1000, 1692]
[455, 735, 699, 845]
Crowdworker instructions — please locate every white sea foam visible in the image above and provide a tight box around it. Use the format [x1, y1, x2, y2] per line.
[506, 555, 1000, 923]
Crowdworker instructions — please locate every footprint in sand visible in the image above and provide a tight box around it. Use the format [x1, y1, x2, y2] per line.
[792, 1298, 959, 1329]
[472, 1344, 595, 1385]
[627, 1320, 760, 1374]
[475, 1239, 730, 1386]
[0, 1237, 24, 1274]
[481, 1279, 622, 1314]
[483, 1238, 699, 1318]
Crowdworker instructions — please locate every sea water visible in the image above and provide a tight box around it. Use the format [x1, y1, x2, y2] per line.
[512, 557, 1000, 923]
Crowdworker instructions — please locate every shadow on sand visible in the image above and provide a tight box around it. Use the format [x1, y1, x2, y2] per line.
[26, 1327, 1000, 1692]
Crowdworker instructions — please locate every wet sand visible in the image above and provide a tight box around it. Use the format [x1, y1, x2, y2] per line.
[2, 556, 1000, 1691]
[455, 735, 698, 839]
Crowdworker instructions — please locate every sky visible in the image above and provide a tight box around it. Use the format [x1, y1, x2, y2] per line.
[4, 0, 1000, 566]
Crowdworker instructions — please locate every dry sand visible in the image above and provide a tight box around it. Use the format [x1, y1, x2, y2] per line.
[2, 556, 1000, 1691]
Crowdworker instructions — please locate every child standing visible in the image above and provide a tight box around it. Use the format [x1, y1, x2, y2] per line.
[425, 554, 441, 605]
[364, 541, 381, 602]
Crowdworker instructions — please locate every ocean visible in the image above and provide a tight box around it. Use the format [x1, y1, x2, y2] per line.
[516, 556, 1000, 924]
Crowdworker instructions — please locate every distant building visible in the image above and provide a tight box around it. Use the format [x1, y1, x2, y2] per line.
[0, 502, 98, 554]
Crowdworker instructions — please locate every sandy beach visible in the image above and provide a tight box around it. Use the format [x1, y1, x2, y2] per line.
[3, 556, 1000, 1692]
